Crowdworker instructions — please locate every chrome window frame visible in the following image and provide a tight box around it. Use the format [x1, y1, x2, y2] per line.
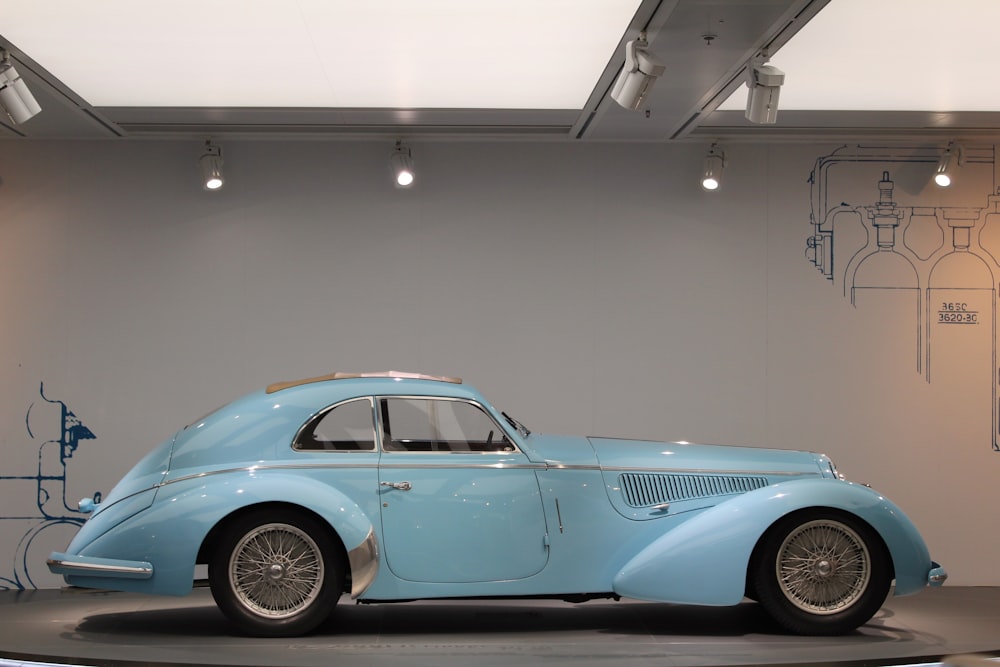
[377, 395, 522, 455]
[291, 396, 378, 453]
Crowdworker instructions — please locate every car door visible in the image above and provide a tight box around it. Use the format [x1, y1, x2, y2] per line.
[376, 396, 549, 584]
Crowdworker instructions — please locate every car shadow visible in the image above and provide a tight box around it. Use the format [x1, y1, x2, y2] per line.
[67, 596, 919, 643]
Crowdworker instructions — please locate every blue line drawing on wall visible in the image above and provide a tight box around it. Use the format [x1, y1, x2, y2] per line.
[0, 383, 101, 589]
[806, 144, 1000, 452]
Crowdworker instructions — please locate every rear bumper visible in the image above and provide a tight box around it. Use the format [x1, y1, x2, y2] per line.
[47, 552, 153, 580]
[928, 561, 948, 586]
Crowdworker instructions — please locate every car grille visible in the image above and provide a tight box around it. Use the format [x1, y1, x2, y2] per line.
[619, 472, 768, 507]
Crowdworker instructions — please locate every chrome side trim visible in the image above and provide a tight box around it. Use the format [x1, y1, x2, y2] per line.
[158, 463, 377, 487]
[377, 462, 546, 471]
[542, 462, 602, 470]
[601, 466, 819, 477]
[158, 461, 549, 488]
[348, 527, 379, 598]
[47, 556, 153, 579]
[158, 461, 816, 490]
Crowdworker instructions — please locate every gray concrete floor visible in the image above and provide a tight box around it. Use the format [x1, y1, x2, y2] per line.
[0, 586, 997, 667]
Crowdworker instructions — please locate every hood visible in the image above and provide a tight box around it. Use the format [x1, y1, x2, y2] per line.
[588, 437, 828, 477]
[589, 438, 832, 521]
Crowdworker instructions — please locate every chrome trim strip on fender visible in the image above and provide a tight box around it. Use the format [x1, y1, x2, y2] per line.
[158, 461, 551, 488]
[600, 466, 819, 477]
[377, 462, 547, 471]
[157, 462, 818, 490]
[47, 555, 153, 579]
[158, 463, 379, 487]
[348, 527, 380, 598]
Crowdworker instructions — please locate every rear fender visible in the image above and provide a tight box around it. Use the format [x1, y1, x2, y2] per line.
[73, 471, 377, 596]
[612, 479, 931, 605]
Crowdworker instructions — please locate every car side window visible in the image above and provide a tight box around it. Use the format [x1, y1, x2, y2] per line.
[381, 397, 514, 453]
[293, 397, 376, 451]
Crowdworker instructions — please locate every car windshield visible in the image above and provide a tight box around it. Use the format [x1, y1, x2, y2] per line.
[502, 411, 530, 438]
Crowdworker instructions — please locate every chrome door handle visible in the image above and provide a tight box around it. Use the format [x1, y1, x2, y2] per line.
[380, 481, 412, 491]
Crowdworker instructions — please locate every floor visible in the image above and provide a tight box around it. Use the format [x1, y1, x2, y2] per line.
[0, 586, 997, 667]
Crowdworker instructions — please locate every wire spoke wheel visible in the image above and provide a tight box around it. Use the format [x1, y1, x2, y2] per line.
[210, 509, 345, 636]
[776, 519, 870, 614]
[753, 510, 890, 635]
[229, 522, 325, 618]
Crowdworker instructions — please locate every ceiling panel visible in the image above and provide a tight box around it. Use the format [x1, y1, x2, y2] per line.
[718, 0, 1000, 113]
[0, 0, 641, 110]
[3, 0, 1000, 142]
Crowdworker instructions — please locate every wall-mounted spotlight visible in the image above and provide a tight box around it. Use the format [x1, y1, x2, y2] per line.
[390, 141, 415, 188]
[199, 140, 224, 191]
[934, 143, 962, 187]
[0, 49, 42, 125]
[744, 55, 784, 124]
[701, 144, 726, 191]
[610, 32, 665, 111]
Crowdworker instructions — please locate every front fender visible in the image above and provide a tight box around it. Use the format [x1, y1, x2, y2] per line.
[68, 470, 378, 596]
[612, 479, 933, 605]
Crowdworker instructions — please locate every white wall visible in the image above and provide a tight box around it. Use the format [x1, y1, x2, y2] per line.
[0, 138, 994, 589]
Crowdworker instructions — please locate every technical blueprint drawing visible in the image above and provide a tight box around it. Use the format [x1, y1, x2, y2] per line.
[806, 144, 1000, 451]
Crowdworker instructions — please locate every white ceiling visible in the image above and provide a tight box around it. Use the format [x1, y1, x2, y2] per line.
[3, 0, 1000, 142]
[0, 0, 641, 110]
[719, 0, 1000, 112]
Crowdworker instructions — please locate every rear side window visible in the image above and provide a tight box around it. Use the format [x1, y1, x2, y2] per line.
[294, 397, 376, 451]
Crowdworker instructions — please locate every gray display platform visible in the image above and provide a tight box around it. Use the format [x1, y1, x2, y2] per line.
[0, 586, 997, 667]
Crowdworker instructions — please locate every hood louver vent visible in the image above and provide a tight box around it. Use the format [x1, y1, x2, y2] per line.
[619, 472, 767, 508]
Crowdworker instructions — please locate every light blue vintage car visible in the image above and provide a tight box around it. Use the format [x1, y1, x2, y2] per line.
[48, 371, 946, 637]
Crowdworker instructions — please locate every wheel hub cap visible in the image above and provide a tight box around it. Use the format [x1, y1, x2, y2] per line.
[814, 559, 833, 577]
[775, 519, 872, 614]
[229, 522, 325, 619]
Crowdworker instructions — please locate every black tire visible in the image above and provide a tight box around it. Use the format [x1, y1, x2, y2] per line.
[751, 509, 891, 635]
[208, 508, 344, 637]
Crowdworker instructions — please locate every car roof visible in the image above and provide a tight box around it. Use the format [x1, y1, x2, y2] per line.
[266, 370, 462, 394]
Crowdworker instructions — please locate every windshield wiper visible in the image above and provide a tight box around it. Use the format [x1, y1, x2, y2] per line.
[502, 411, 531, 437]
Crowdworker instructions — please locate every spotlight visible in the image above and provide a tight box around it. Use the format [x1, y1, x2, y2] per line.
[199, 140, 224, 191]
[390, 141, 414, 188]
[610, 32, 664, 111]
[701, 144, 725, 191]
[744, 56, 784, 124]
[0, 49, 42, 125]
[934, 143, 961, 187]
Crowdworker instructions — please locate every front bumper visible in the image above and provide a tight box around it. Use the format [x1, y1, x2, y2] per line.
[928, 561, 948, 586]
[47, 552, 153, 580]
